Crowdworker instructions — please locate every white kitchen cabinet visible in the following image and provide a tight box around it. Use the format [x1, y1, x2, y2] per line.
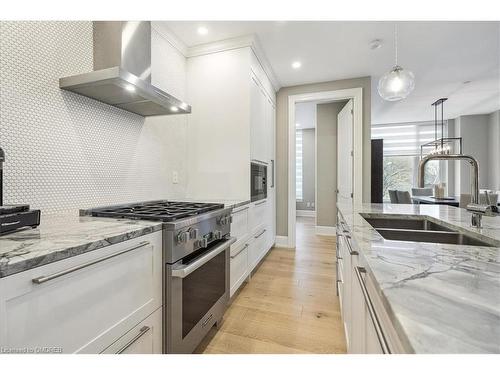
[101, 308, 162, 354]
[230, 241, 249, 297]
[186, 45, 276, 292]
[0, 231, 162, 354]
[337, 210, 406, 354]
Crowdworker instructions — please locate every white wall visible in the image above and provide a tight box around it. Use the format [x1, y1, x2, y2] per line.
[0, 21, 189, 214]
[453, 114, 490, 194]
[488, 110, 500, 191]
[295, 102, 316, 130]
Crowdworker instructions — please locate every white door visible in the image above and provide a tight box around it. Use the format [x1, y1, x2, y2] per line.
[337, 100, 354, 205]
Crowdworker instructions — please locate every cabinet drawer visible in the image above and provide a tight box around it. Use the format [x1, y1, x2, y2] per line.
[250, 199, 268, 232]
[230, 242, 249, 297]
[101, 308, 162, 354]
[231, 205, 249, 244]
[0, 232, 162, 354]
[248, 225, 269, 269]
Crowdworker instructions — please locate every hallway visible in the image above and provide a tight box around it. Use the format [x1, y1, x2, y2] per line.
[196, 217, 347, 354]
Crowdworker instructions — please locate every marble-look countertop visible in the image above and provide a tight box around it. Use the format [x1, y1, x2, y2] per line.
[0, 213, 162, 278]
[336, 203, 500, 354]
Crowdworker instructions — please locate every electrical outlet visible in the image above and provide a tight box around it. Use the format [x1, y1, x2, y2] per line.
[172, 171, 179, 184]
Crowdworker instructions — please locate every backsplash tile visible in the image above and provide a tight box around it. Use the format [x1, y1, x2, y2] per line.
[0, 21, 188, 214]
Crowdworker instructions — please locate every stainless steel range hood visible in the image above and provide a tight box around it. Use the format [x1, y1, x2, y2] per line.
[59, 21, 191, 116]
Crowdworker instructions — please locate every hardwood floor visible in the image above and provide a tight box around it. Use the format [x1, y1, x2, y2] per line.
[195, 216, 346, 354]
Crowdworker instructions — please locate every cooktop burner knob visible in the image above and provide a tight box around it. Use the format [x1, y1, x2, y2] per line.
[189, 227, 199, 239]
[176, 231, 189, 244]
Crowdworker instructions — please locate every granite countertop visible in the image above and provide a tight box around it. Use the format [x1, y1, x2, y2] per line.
[336, 203, 500, 354]
[0, 213, 163, 279]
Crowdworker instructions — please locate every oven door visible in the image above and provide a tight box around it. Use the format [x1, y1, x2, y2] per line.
[251, 162, 267, 202]
[165, 237, 236, 353]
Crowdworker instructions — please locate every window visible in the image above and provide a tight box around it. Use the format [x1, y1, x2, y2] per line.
[296, 130, 303, 201]
[372, 121, 447, 201]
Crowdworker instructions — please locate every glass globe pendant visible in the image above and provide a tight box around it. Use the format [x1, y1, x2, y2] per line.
[378, 25, 415, 101]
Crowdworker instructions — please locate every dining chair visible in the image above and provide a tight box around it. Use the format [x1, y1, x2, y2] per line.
[388, 190, 399, 204]
[396, 190, 412, 204]
[411, 187, 433, 197]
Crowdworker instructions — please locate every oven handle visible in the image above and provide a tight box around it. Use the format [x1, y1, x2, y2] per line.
[172, 237, 236, 279]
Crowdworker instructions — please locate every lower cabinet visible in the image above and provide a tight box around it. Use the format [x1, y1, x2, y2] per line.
[337, 212, 404, 354]
[229, 202, 274, 297]
[230, 242, 249, 297]
[101, 308, 162, 354]
[0, 231, 163, 354]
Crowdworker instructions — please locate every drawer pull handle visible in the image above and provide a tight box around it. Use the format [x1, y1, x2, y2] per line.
[32, 241, 151, 284]
[354, 266, 391, 354]
[254, 200, 267, 206]
[116, 325, 151, 354]
[254, 229, 266, 239]
[344, 235, 359, 256]
[230, 244, 249, 259]
[1, 220, 21, 227]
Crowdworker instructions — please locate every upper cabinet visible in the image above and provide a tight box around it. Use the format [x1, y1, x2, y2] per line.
[186, 46, 276, 201]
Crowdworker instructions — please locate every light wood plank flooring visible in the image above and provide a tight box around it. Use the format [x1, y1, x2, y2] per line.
[195, 217, 346, 354]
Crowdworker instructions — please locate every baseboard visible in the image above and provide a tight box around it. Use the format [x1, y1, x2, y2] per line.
[296, 210, 316, 218]
[315, 226, 336, 236]
[274, 236, 290, 248]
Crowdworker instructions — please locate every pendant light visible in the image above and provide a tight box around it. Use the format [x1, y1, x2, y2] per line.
[378, 24, 415, 101]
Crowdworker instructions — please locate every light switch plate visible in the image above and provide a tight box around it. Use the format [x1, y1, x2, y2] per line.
[172, 171, 179, 184]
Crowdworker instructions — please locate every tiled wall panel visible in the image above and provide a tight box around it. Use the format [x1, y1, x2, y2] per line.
[0, 21, 188, 214]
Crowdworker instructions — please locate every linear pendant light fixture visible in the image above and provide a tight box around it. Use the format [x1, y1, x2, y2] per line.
[378, 24, 415, 101]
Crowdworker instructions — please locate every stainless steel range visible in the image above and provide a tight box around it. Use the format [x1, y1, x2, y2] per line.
[86, 200, 234, 354]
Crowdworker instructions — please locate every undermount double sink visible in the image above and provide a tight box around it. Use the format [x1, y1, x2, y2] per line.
[362, 215, 495, 247]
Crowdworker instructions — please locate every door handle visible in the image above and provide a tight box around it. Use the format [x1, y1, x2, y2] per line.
[172, 237, 236, 278]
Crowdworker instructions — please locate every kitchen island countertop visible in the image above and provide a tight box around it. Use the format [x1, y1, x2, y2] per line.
[336, 203, 500, 353]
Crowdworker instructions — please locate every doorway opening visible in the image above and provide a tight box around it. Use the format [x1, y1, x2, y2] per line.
[288, 88, 363, 249]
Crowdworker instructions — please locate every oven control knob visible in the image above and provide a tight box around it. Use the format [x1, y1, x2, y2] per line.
[189, 228, 199, 240]
[197, 237, 208, 248]
[213, 230, 222, 240]
[176, 231, 189, 244]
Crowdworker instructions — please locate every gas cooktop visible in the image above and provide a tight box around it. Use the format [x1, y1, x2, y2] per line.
[88, 200, 224, 222]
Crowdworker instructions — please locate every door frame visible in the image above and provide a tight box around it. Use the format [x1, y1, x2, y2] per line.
[287, 88, 363, 248]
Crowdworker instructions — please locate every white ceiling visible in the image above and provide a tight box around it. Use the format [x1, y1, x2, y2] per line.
[164, 21, 500, 124]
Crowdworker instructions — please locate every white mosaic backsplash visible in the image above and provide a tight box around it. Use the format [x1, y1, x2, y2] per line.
[0, 21, 189, 214]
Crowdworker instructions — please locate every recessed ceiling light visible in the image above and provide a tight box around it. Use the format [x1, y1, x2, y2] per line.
[292, 61, 302, 69]
[124, 84, 135, 92]
[369, 39, 383, 50]
[170, 106, 179, 112]
[197, 26, 208, 35]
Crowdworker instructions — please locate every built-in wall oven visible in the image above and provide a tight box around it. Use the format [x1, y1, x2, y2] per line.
[251, 161, 267, 202]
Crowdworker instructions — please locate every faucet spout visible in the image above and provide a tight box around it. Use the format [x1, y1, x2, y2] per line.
[417, 153, 482, 227]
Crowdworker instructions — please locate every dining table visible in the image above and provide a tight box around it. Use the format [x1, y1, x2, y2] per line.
[411, 195, 460, 207]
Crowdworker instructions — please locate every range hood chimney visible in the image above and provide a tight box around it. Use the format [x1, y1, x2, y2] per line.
[59, 21, 191, 116]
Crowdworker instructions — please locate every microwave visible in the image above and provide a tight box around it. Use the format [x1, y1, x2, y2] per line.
[251, 161, 267, 202]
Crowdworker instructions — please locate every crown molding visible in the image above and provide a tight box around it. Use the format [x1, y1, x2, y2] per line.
[187, 34, 281, 92]
[151, 22, 189, 57]
[151, 24, 281, 92]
